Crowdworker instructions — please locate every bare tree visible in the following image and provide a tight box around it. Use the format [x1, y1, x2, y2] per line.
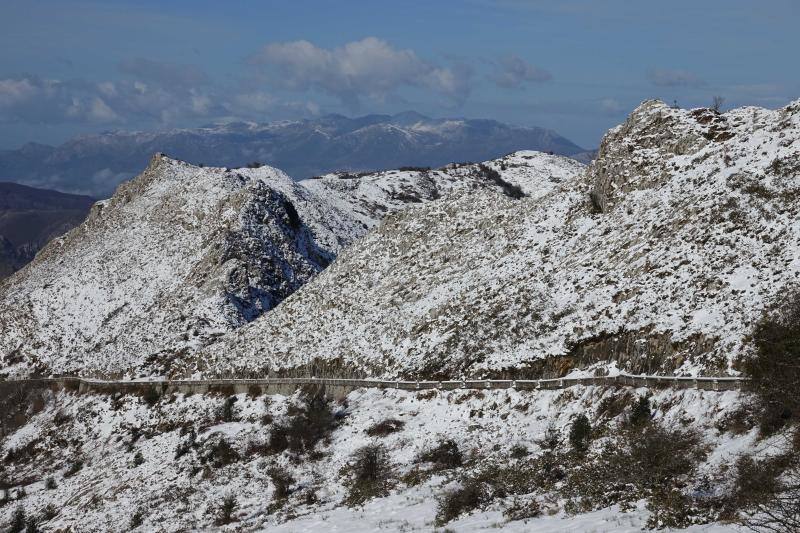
[711, 95, 726, 113]
[743, 464, 800, 533]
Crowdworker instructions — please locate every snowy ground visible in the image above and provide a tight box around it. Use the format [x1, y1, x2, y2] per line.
[0, 384, 760, 532]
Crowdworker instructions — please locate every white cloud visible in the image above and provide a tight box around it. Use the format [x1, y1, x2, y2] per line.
[0, 76, 220, 126]
[250, 37, 472, 107]
[491, 55, 552, 89]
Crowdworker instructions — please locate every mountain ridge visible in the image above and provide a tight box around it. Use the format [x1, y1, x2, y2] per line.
[0, 113, 586, 197]
[200, 98, 800, 380]
[0, 150, 584, 378]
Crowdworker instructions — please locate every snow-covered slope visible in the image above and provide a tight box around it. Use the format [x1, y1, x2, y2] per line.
[0, 151, 583, 378]
[0, 383, 750, 532]
[0, 155, 363, 378]
[204, 99, 800, 379]
[302, 151, 584, 229]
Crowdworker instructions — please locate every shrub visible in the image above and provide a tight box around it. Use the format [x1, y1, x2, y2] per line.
[267, 425, 290, 454]
[366, 418, 405, 437]
[475, 164, 525, 199]
[24, 516, 39, 533]
[247, 384, 262, 398]
[270, 388, 338, 454]
[9, 506, 25, 533]
[343, 444, 393, 506]
[129, 509, 144, 529]
[218, 396, 237, 423]
[268, 468, 294, 501]
[63, 460, 83, 478]
[44, 477, 56, 490]
[742, 290, 800, 434]
[40, 504, 57, 521]
[132, 451, 145, 467]
[214, 494, 237, 525]
[568, 414, 592, 455]
[628, 396, 652, 427]
[733, 453, 800, 532]
[141, 387, 160, 406]
[538, 425, 560, 450]
[175, 428, 197, 459]
[732, 455, 784, 508]
[418, 439, 462, 470]
[503, 497, 541, 521]
[509, 444, 529, 459]
[202, 438, 239, 468]
[564, 423, 706, 514]
[435, 479, 488, 526]
[741, 461, 800, 532]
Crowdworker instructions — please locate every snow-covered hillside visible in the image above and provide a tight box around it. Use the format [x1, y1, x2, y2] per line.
[0, 382, 750, 532]
[0, 151, 583, 378]
[203, 99, 800, 379]
[1, 99, 797, 533]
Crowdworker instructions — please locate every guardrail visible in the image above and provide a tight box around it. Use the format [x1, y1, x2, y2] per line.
[0, 372, 747, 399]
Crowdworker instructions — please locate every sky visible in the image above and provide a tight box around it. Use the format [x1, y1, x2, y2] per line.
[0, 0, 798, 149]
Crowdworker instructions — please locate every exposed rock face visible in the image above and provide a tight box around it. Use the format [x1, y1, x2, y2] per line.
[205, 99, 800, 379]
[0, 151, 581, 377]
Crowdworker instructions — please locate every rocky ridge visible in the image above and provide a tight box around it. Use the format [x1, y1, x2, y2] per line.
[203, 99, 800, 379]
[0, 151, 583, 377]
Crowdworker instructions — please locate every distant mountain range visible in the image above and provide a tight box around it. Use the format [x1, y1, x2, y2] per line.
[0, 182, 94, 279]
[0, 112, 590, 198]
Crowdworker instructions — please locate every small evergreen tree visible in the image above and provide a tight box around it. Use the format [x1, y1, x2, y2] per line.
[215, 494, 237, 525]
[629, 396, 652, 427]
[569, 414, 592, 455]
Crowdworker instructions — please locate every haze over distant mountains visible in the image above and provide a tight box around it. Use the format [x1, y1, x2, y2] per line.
[0, 112, 589, 198]
[0, 182, 94, 279]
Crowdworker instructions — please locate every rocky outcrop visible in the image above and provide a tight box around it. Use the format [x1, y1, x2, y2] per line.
[0, 151, 582, 378]
[204, 99, 800, 379]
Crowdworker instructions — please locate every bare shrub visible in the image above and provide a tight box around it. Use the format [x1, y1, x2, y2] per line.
[503, 497, 541, 521]
[435, 479, 488, 526]
[366, 418, 405, 437]
[736, 453, 800, 532]
[201, 438, 239, 468]
[268, 468, 294, 501]
[343, 444, 393, 506]
[418, 439, 462, 470]
[269, 387, 338, 455]
[742, 290, 800, 435]
[564, 423, 706, 518]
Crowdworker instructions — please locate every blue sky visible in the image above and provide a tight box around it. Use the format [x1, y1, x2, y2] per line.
[1, 0, 798, 148]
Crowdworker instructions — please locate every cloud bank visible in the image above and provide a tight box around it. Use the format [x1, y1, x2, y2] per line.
[250, 37, 472, 107]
